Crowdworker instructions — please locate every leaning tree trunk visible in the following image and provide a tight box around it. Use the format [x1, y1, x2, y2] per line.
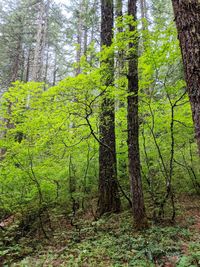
[97, 0, 120, 216]
[127, 0, 148, 229]
[171, 0, 200, 154]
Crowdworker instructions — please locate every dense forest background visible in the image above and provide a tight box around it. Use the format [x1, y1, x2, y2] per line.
[0, 0, 200, 266]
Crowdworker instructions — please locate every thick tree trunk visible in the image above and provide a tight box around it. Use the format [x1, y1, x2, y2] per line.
[171, 0, 200, 154]
[127, 0, 147, 229]
[97, 0, 120, 216]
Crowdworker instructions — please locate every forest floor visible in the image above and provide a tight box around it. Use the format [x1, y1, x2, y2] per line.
[1, 195, 200, 267]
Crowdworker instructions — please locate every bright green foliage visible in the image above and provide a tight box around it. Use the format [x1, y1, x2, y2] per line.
[0, 71, 102, 216]
[0, 12, 200, 266]
[138, 21, 199, 216]
[0, 15, 199, 220]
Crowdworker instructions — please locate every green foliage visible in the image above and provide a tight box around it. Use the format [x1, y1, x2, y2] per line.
[0, 8, 200, 266]
[0, 12, 199, 224]
[1, 211, 195, 266]
[177, 242, 200, 267]
[0, 73, 101, 216]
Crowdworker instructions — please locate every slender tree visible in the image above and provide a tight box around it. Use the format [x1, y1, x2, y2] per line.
[31, 0, 49, 82]
[97, 0, 120, 216]
[116, 0, 122, 19]
[115, 0, 124, 76]
[140, 0, 148, 31]
[171, 0, 200, 154]
[75, 3, 83, 76]
[127, 0, 147, 229]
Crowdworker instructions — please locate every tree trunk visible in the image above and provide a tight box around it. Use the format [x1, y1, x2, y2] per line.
[25, 48, 31, 82]
[32, 0, 49, 82]
[127, 0, 148, 229]
[53, 53, 57, 86]
[116, 0, 124, 76]
[140, 0, 148, 30]
[83, 25, 88, 57]
[10, 13, 24, 83]
[44, 44, 49, 86]
[75, 1, 83, 76]
[97, 0, 120, 216]
[171, 0, 200, 154]
[10, 35, 22, 83]
[116, 0, 122, 18]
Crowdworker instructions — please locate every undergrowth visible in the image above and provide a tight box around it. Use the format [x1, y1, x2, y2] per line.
[1, 207, 200, 267]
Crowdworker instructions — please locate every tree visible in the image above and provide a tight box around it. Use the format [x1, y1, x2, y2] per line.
[0, 0, 25, 88]
[127, 0, 147, 228]
[115, 0, 124, 77]
[31, 0, 50, 82]
[139, 0, 148, 32]
[97, 0, 120, 215]
[67, 0, 100, 74]
[171, 0, 200, 154]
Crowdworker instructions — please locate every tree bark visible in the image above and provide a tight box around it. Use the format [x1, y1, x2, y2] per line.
[171, 0, 200, 154]
[97, 0, 120, 216]
[140, 0, 148, 29]
[127, 0, 148, 229]
[116, 0, 122, 18]
[75, 1, 83, 76]
[10, 34, 23, 83]
[32, 0, 49, 81]
[116, 0, 124, 76]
